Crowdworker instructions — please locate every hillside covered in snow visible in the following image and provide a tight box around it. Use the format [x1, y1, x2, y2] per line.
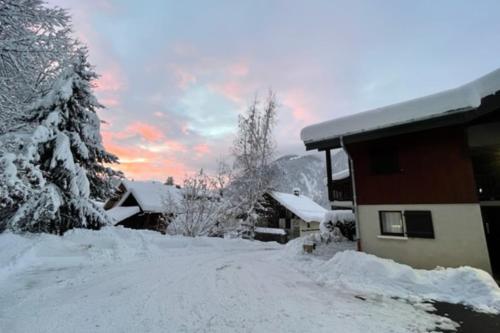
[271, 151, 348, 207]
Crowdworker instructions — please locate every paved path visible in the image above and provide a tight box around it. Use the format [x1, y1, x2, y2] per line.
[432, 301, 500, 333]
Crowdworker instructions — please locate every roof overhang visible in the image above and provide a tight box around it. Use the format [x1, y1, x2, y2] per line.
[304, 91, 500, 151]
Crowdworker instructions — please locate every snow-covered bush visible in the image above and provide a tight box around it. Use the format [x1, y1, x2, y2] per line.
[323, 210, 356, 241]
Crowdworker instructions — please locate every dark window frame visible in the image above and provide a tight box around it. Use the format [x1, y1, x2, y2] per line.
[379, 211, 405, 237]
[404, 210, 435, 239]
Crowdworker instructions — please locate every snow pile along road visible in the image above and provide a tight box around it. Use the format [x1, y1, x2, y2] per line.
[3, 228, 500, 331]
[0, 227, 281, 282]
[316, 250, 500, 313]
[1, 227, 461, 333]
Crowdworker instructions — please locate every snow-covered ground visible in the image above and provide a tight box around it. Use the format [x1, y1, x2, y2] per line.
[1, 228, 499, 332]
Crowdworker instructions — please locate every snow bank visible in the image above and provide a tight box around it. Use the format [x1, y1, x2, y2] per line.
[0, 227, 281, 282]
[317, 251, 500, 313]
[282, 236, 356, 259]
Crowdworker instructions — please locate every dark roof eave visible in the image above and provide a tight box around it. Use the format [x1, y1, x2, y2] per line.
[304, 91, 500, 151]
[304, 111, 473, 151]
[305, 91, 500, 151]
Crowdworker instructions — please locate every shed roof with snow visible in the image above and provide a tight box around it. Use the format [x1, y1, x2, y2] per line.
[268, 191, 327, 223]
[106, 206, 141, 224]
[116, 180, 183, 213]
[105, 180, 183, 224]
[301, 68, 500, 150]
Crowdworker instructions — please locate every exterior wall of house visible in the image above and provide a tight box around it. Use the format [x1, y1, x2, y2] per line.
[348, 127, 479, 205]
[299, 221, 320, 237]
[345, 126, 493, 273]
[358, 203, 492, 273]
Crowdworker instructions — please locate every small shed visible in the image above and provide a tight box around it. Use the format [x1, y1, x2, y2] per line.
[104, 180, 182, 233]
[262, 189, 327, 241]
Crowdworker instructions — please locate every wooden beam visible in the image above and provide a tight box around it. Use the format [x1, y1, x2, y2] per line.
[325, 149, 333, 202]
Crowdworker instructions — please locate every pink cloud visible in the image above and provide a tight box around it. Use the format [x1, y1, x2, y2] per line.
[211, 81, 246, 103]
[282, 90, 319, 124]
[194, 143, 210, 155]
[126, 122, 164, 142]
[95, 68, 125, 93]
[171, 65, 197, 89]
[227, 61, 249, 77]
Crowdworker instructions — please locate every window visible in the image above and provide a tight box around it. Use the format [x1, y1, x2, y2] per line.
[404, 211, 434, 239]
[378, 210, 435, 239]
[370, 147, 400, 174]
[379, 211, 404, 236]
[285, 218, 291, 229]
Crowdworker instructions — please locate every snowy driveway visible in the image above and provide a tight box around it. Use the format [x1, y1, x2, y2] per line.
[0, 228, 471, 332]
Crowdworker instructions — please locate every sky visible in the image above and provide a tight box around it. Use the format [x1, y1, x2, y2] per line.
[48, 0, 500, 182]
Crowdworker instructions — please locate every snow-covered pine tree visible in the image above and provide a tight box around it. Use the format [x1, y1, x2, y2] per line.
[6, 49, 120, 234]
[229, 91, 278, 235]
[0, 0, 74, 135]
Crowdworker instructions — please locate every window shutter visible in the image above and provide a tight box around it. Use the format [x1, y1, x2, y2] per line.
[404, 211, 434, 239]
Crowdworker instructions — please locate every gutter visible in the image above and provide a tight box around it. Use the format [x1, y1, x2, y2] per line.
[340, 136, 361, 251]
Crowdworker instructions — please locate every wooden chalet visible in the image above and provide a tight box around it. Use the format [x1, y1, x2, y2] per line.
[301, 68, 500, 276]
[257, 189, 327, 243]
[104, 180, 182, 234]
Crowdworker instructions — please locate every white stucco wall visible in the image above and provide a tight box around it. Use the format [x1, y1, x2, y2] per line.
[358, 204, 492, 273]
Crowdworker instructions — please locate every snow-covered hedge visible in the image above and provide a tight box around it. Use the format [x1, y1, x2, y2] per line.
[322, 210, 356, 240]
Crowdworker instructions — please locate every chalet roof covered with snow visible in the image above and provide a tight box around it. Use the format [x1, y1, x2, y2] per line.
[268, 191, 327, 223]
[107, 206, 141, 224]
[301, 68, 500, 148]
[116, 180, 183, 213]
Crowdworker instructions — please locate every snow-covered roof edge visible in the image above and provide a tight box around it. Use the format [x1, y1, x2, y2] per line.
[107, 206, 141, 224]
[267, 191, 327, 223]
[113, 180, 181, 213]
[301, 68, 500, 144]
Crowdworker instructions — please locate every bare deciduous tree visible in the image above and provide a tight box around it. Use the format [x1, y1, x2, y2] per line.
[166, 169, 226, 237]
[229, 91, 278, 235]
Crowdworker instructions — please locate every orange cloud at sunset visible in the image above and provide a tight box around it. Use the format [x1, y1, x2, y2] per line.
[125, 122, 165, 142]
[101, 129, 191, 181]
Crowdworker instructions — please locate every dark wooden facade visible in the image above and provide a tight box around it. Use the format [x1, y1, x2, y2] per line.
[116, 212, 168, 234]
[261, 193, 295, 228]
[331, 178, 353, 202]
[346, 126, 479, 205]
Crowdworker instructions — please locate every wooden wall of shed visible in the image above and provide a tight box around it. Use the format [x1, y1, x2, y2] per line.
[117, 213, 167, 234]
[347, 126, 479, 205]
